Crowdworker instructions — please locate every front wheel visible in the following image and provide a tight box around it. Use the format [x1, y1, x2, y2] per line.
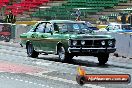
[58, 46, 74, 62]
[97, 53, 109, 65]
[27, 43, 39, 58]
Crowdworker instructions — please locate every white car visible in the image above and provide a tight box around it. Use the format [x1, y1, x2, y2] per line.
[105, 22, 132, 32]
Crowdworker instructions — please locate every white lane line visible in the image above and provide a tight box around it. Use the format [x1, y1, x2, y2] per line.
[10, 77, 14, 80]
[15, 79, 18, 81]
[33, 82, 37, 85]
[25, 80, 28, 83]
[38, 84, 42, 86]
[41, 85, 45, 87]
[29, 81, 33, 84]
[6, 77, 9, 79]
[33, 74, 105, 88]
[0, 75, 52, 88]
[19, 79, 23, 82]
[35, 61, 51, 66]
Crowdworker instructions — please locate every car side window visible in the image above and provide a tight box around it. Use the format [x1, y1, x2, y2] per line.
[61, 24, 68, 32]
[45, 23, 52, 33]
[54, 23, 59, 32]
[35, 23, 46, 33]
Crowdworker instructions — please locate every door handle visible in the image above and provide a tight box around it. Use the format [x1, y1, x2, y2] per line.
[31, 34, 35, 38]
[31, 34, 38, 38]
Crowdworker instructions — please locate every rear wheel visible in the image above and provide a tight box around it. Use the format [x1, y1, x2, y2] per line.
[27, 43, 39, 58]
[97, 53, 109, 65]
[58, 46, 74, 62]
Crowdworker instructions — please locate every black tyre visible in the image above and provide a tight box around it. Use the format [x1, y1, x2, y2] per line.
[98, 53, 109, 65]
[27, 43, 39, 58]
[58, 46, 74, 62]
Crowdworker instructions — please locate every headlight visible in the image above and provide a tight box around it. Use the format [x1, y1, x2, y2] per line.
[108, 40, 113, 46]
[73, 40, 77, 45]
[81, 40, 85, 45]
[101, 41, 105, 45]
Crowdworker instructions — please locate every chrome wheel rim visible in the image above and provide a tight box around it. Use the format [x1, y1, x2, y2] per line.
[27, 44, 33, 56]
[59, 47, 65, 61]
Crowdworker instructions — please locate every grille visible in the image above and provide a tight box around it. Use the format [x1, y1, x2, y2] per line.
[83, 40, 93, 48]
[70, 39, 115, 48]
[93, 40, 102, 48]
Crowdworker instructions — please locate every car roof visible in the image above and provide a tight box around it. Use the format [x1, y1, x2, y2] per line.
[49, 20, 83, 24]
[37, 20, 86, 24]
[0, 23, 12, 25]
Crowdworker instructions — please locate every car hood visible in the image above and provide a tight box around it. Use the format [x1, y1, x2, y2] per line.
[63, 33, 114, 40]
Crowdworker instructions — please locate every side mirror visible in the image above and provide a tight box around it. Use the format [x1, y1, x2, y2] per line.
[49, 28, 53, 35]
[51, 31, 53, 35]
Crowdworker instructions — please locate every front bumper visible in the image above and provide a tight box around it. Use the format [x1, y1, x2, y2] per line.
[68, 47, 116, 54]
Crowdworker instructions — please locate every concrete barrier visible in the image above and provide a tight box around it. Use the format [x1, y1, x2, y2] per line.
[128, 34, 132, 58]
[96, 31, 132, 58]
[14, 24, 31, 42]
[115, 33, 130, 57]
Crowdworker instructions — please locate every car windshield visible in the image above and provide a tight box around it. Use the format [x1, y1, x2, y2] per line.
[54, 23, 90, 33]
[86, 22, 93, 27]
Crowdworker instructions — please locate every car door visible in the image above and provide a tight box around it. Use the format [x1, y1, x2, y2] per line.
[39, 22, 61, 52]
[36, 22, 52, 52]
[30, 22, 46, 51]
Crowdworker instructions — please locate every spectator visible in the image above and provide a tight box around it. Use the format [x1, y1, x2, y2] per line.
[5, 11, 16, 23]
[75, 16, 81, 21]
[76, 9, 81, 17]
[54, 23, 59, 32]
[121, 14, 126, 24]
[128, 13, 132, 25]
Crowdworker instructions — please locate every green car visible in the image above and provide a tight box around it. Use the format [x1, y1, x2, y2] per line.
[20, 20, 116, 65]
